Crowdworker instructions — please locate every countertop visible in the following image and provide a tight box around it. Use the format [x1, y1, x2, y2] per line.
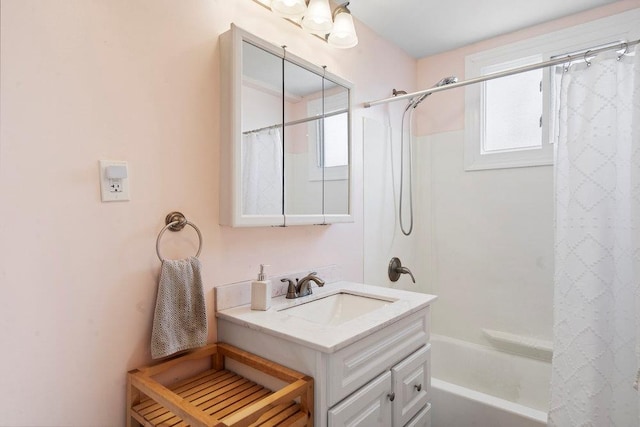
[215, 281, 437, 353]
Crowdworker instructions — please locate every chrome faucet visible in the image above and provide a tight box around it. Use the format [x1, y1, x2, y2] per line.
[281, 272, 325, 299]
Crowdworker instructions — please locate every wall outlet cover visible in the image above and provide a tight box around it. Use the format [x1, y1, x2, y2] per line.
[99, 160, 130, 202]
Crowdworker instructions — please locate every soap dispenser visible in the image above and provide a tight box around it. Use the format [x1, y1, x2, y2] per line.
[251, 264, 272, 311]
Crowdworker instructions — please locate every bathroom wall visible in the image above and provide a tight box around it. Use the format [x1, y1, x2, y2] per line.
[413, 0, 640, 347]
[0, 1, 415, 424]
[362, 116, 422, 292]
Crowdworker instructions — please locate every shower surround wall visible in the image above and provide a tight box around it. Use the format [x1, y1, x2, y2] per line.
[0, 1, 416, 425]
[363, 0, 640, 413]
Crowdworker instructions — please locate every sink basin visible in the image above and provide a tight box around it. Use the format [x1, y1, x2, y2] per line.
[278, 292, 395, 326]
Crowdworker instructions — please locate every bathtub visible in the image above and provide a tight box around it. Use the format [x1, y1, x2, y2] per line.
[430, 334, 549, 426]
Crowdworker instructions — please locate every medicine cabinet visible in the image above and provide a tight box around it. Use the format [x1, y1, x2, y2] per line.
[219, 24, 353, 227]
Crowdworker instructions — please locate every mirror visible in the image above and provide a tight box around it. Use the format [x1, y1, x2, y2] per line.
[284, 58, 324, 221]
[322, 79, 350, 216]
[241, 41, 283, 218]
[220, 24, 352, 227]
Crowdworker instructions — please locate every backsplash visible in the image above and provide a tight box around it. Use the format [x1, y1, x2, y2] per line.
[215, 264, 342, 311]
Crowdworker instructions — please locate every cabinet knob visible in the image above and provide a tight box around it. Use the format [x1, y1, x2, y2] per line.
[387, 392, 395, 402]
[414, 384, 422, 392]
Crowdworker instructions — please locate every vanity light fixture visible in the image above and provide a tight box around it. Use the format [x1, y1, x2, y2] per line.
[254, 0, 358, 49]
[327, 4, 358, 48]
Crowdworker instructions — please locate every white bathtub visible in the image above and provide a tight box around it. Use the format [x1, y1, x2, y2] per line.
[430, 334, 549, 426]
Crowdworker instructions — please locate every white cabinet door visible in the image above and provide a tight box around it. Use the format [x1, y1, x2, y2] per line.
[392, 345, 431, 427]
[328, 371, 392, 427]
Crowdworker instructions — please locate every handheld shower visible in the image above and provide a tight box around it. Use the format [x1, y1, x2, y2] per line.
[398, 75, 458, 236]
[407, 75, 458, 110]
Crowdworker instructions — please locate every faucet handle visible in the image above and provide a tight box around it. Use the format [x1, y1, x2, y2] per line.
[396, 266, 416, 283]
[388, 257, 416, 283]
[281, 278, 297, 299]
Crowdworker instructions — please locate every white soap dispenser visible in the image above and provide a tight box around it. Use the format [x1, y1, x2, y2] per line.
[251, 264, 272, 311]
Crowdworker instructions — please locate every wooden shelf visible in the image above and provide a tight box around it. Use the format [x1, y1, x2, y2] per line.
[127, 343, 313, 427]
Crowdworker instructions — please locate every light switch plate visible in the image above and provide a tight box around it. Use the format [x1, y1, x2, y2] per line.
[99, 160, 130, 202]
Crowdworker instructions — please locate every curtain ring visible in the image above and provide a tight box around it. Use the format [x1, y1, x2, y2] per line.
[617, 42, 628, 61]
[584, 50, 592, 67]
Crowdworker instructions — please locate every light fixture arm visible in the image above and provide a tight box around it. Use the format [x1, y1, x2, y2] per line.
[332, 2, 351, 18]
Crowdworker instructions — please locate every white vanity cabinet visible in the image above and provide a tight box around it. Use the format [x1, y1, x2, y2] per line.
[216, 284, 436, 427]
[328, 345, 431, 427]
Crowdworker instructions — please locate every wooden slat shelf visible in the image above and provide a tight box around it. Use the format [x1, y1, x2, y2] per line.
[127, 343, 313, 427]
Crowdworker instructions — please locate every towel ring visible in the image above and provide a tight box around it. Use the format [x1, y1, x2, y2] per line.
[156, 211, 203, 262]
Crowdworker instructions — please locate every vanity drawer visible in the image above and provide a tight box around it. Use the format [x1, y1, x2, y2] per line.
[392, 344, 431, 427]
[405, 403, 432, 427]
[327, 309, 429, 406]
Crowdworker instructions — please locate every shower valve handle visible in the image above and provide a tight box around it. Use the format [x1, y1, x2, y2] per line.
[388, 257, 416, 283]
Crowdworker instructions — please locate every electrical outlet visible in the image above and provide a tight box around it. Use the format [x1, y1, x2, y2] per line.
[100, 160, 130, 202]
[109, 180, 123, 193]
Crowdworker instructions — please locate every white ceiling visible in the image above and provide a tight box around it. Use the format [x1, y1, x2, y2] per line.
[348, 0, 619, 58]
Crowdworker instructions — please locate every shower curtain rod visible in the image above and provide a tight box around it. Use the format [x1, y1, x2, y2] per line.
[242, 108, 349, 135]
[363, 38, 640, 108]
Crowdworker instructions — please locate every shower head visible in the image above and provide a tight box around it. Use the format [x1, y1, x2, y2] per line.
[435, 76, 458, 87]
[407, 75, 458, 110]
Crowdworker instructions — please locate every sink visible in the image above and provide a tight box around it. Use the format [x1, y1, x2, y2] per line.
[278, 292, 395, 326]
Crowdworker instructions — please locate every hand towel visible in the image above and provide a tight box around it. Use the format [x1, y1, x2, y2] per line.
[151, 256, 207, 359]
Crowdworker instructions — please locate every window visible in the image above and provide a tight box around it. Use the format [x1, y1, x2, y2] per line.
[318, 113, 348, 168]
[464, 9, 640, 171]
[483, 56, 542, 154]
[307, 90, 349, 181]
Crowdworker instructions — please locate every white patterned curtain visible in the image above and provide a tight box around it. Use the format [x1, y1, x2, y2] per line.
[549, 45, 640, 426]
[242, 128, 283, 215]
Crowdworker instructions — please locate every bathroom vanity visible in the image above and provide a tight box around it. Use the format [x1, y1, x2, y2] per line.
[216, 281, 437, 426]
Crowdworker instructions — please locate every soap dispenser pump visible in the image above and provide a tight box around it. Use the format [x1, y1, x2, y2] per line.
[250, 264, 272, 311]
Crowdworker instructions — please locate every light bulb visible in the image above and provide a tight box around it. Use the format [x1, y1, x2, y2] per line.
[302, 0, 333, 35]
[270, 0, 307, 19]
[328, 9, 358, 48]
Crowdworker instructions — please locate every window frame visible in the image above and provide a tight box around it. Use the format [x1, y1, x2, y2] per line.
[464, 8, 640, 171]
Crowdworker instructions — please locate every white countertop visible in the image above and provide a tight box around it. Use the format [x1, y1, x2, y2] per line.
[215, 281, 437, 353]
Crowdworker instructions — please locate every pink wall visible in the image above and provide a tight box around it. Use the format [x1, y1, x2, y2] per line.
[415, 0, 640, 136]
[0, 0, 415, 424]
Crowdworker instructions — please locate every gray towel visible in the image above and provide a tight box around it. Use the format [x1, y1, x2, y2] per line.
[151, 256, 207, 359]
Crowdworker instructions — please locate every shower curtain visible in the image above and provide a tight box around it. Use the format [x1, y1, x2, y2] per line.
[242, 128, 283, 215]
[549, 45, 640, 426]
